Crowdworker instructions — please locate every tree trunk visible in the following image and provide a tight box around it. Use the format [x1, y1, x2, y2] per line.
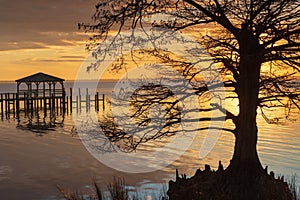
[229, 89, 264, 175]
[227, 28, 264, 176]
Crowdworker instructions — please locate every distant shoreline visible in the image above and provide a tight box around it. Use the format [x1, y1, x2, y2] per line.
[1, 76, 300, 83]
[0, 79, 120, 83]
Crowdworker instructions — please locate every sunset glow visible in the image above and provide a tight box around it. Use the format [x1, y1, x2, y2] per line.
[0, 0, 99, 81]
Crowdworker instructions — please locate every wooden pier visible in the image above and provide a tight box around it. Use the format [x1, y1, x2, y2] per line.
[0, 88, 105, 120]
[0, 73, 106, 121]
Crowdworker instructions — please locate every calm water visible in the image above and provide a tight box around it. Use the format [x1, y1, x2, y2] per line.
[0, 81, 299, 199]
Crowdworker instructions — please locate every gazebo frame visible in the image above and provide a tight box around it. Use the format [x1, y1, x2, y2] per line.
[15, 72, 66, 118]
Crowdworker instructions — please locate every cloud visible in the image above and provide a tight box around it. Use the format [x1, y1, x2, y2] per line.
[0, 31, 89, 51]
[32, 59, 83, 63]
[0, 42, 48, 51]
[60, 55, 85, 59]
[0, 0, 98, 51]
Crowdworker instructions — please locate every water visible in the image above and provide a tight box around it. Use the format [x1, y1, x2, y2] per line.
[0, 81, 299, 199]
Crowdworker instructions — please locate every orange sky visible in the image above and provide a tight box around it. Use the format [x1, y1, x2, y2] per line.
[0, 0, 98, 81]
[1, 1, 298, 82]
[0, 0, 223, 82]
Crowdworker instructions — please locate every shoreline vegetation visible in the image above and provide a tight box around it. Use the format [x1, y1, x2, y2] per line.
[59, 166, 299, 200]
[58, 177, 169, 200]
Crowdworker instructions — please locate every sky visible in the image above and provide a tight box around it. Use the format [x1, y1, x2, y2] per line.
[1, 1, 298, 82]
[0, 0, 99, 81]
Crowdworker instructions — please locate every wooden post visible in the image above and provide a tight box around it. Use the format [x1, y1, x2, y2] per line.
[86, 88, 89, 112]
[79, 88, 81, 111]
[43, 82, 47, 117]
[16, 83, 20, 119]
[6, 93, 9, 118]
[53, 82, 56, 99]
[40, 98, 43, 109]
[50, 94, 55, 123]
[76, 96, 79, 113]
[35, 94, 38, 118]
[49, 83, 52, 96]
[52, 94, 55, 113]
[49, 96, 51, 116]
[24, 92, 28, 117]
[103, 94, 105, 110]
[62, 89, 66, 115]
[70, 88, 73, 114]
[43, 98, 47, 118]
[30, 92, 34, 118]
[88, 94, 91, 112]
[56, 97, 59, 114]
[1, 94, 3, 120]
[12, 93, 16, 118]
[51, 94, 55, 119]
[28, 82, 33, 118]
[25, 84, 29, 117]
[96, 92, 99, 111]
[36, 83, 39, 115]
[4, 94, 6, 117]
[16, 93, 20, 119]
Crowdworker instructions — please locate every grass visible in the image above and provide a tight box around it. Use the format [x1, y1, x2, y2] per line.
[58, 177, 169, 200]
[288, 174, 299, 200]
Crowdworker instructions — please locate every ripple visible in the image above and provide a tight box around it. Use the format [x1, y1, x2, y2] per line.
[0, 165, 12, 181]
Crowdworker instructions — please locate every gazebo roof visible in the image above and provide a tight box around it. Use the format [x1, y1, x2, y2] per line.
[16, 72, 64, 83]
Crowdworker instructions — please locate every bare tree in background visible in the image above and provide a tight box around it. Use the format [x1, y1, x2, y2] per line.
[79, 0, 300, 177]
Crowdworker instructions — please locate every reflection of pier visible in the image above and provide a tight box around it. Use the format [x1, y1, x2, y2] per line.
[0, 72, 105, 131]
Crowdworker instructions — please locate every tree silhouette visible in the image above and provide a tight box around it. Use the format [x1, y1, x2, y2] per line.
[80, 0, 300, 178]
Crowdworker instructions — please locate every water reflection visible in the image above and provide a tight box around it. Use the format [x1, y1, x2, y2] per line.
[0, 82, 299, 199]
[0, 106, 299, 199]
[16, 109, 65, 135]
